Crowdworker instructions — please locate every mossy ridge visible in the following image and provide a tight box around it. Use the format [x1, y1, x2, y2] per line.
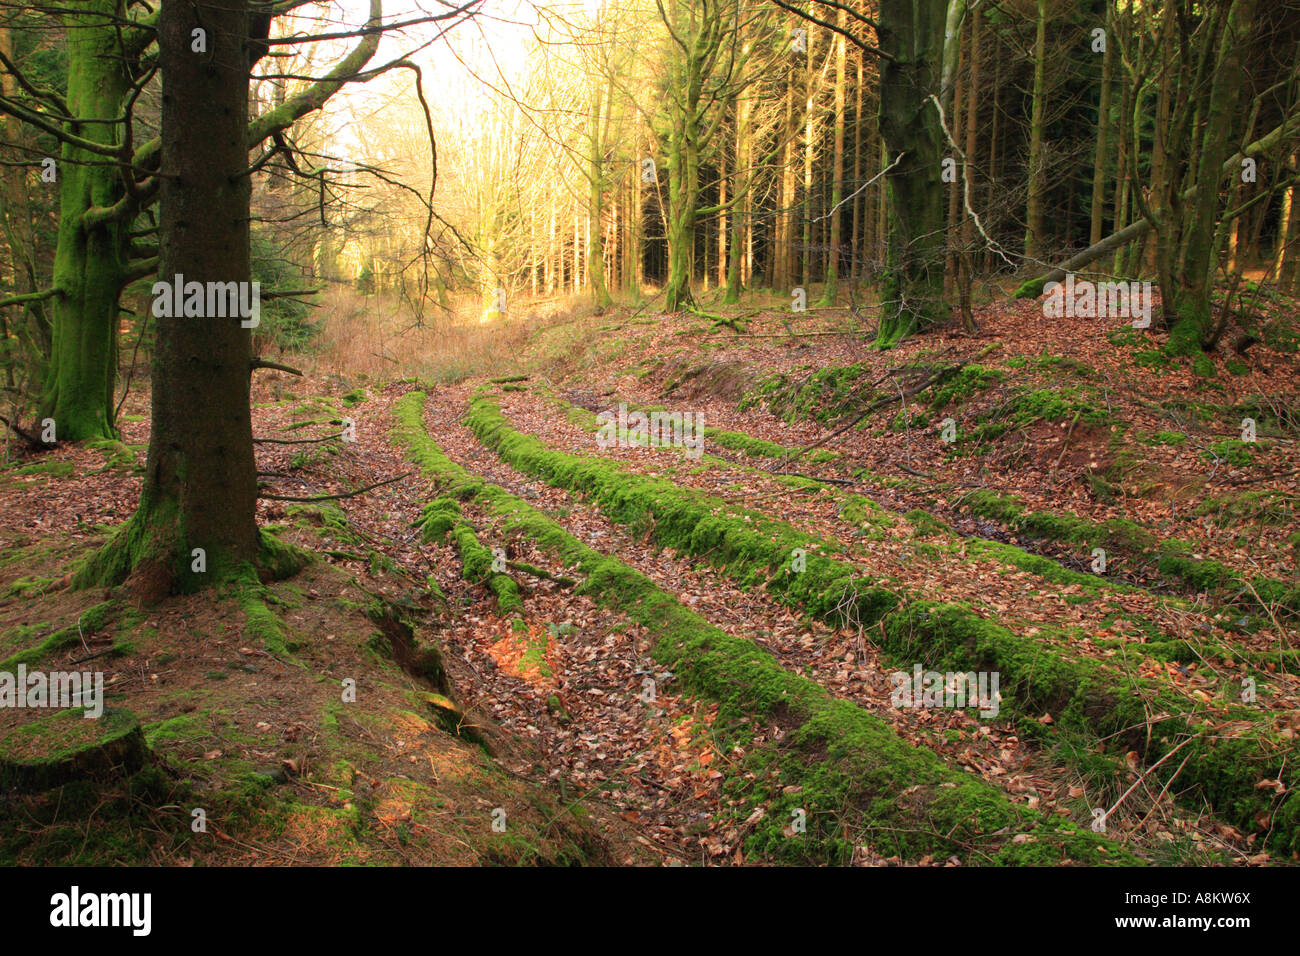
[738, 361, 880, 426]
[452, 523, 523, 614]
[962, 489, 1299, 616]
[926, 364, 1007, 411]
[470, 393, 897, 629]
[414, 495, 522, 614]
[488, 391, 1125, 615]
[880, 601, 1297, 856]
[547, 390, 1132, 590]
[391, 391, 1134, 865]
[466, 394, 1300, 854]
[572, 392, 842, 463]
[964, 385, 1110, 446]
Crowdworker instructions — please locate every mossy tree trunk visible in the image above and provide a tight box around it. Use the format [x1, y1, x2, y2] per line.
[723, 59, 748, 305]
[39, 0, 132, 441]
[79, 0, 260, 595]
[1165, 0, 1255, 355]
[1088, 0, 1114, 247]
[876, 0, 950, 348]
[0, 24, 53, 387]
[1023, 0, 1047, 261]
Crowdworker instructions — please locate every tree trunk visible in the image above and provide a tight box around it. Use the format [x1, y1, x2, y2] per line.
[1024, 0, 1047, 261]
[876, 0, 950, 347]
[1276, 151, 1300, 292]
[41, 1, 131, 442]
[724, 59, 749, 304]
[586, 88, 612, 308]
[1089, 1, 1114, 246]
[1015, 103, 1298, 299]
[79, 0, 270, 595]
[850, 53, 865, 283]
[818, 15, 847, 306]
[1167, 0, 1256, 354]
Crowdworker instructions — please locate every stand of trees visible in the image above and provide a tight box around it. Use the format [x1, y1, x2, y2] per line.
[2, 0, 1298, 600]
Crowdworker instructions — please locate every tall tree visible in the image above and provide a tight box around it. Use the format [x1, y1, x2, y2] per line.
[1024, 0, 1047, 261]
[876, 0, 950, 346]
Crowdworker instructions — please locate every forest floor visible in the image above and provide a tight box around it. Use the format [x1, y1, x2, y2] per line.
[2, 295, 1298, 866]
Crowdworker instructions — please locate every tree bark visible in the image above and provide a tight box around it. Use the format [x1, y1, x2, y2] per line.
[876, 0, 950, 347]
[40, 1, 131, 441]
[817, 14, 847, 306]
[78, 0, 269, 594]
[1089, 1, 1114, 246]
[1166, 0, 1256, 354]
[1024, 0, 1047, 261]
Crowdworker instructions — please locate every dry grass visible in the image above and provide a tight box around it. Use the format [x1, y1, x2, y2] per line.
[301, 286, 596, 384]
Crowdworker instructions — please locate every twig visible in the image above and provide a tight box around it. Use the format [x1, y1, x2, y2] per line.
[1104, 734, 1199, 823]
[250, 358, 304, 376]
[253, 432, 344, 445]
[258, 472, 412, 502]
[1051, 409, 1081, 484]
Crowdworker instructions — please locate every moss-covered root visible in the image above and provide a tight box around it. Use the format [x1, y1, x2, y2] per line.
[74, 499, 309, 602]
[415, 495, 522, 614]
[391, 391, 1136, 865]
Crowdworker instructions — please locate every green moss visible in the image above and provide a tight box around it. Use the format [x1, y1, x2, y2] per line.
[144, 714, 205, 746]
[703, 427, 838, 463]
[238, 586, 295, 654]
[1134, 350, 1173, 371]
[415, 497, 461, 543]
[927, 364, 1005, 411]
[0, 601, 118, 671]
[880, 601, 1298, 854]
[1148, 430, 1187, 446]
[390, 391, 1135, 866]
[0, 576, 55, 600]
[904, 509, 949, 538]
[0, 708, 147, 792]
[1195, 490, 1294, 528]
[1205, 440, 1258, 467]
[449, 521, 523, 614]
[341, 387, 367, 407]
[967, 386, 1107, 444]
[739, 362, 879, 425]
[16, 460, 76, 478]
[453, 393, 1300, 852]
[87, 439, 144, 473]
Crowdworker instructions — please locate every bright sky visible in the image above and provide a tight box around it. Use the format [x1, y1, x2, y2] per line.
[288, 1, 547, 163]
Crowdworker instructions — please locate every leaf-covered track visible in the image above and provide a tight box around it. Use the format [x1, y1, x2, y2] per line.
[462, 385, 1300, 855]
[392, 389, 1140, 865]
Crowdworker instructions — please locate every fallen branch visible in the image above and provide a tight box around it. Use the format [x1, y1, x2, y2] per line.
[250, 358, 304, 376]
[0, 414, 47, 449]
[778, 361, 962, 466]
[253, 432, 344, 445]
[258, 472, 411, 502]
[506, 559, 577, 588]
